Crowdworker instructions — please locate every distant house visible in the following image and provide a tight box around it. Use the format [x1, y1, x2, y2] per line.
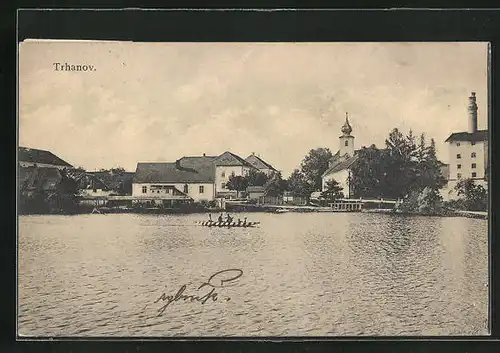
[132, 160, 214, 203]
[321, 114, 359, 198]
[245, 153, 277, 176]
[19, 147, 73, 170]
[88, 170, 135, 195]
[133, 151, 275, 202]
[214, 151, 257, 198]
[70, 171, 114, 197]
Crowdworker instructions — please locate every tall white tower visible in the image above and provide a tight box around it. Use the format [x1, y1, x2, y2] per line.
[339, 112, 355, 157]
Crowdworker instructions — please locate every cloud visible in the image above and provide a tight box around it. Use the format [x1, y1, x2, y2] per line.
[19, 41, 488, 176]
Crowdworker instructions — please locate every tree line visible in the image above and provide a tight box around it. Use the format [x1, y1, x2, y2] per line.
[231, 127, 486, 212]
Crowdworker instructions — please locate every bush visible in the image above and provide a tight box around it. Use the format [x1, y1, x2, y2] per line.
[395, 187, 444, 215]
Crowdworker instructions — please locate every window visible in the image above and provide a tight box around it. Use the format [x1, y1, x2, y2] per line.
[472, 163, 476, 169]
[183, 184, 189, 193]
[472, 172, 477, 178]
[221, 183, 226, 189]
[456, 142, 461, 146]
[456, 154, 461, 159]
[457, 173, 462, 179]
[142, 186, 147, 193]
[471, 152, 476, 158]
[345, 140, 349, 146]
[471, 141, 476, 146]
[199, 185, 204, 194]
[221, 172, 226, 177]
[457, 164, 461, 169]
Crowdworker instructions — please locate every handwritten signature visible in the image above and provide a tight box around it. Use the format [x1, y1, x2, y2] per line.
[153, 269, 243, 316]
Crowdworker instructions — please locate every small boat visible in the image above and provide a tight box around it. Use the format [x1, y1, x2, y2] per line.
[197, 220, 260, 228]
[274, 208, 288, 213]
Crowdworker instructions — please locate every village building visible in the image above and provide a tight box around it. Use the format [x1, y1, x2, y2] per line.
[443, 92, 488, 200]
[70, 171, 114, 197]
[88, 170, 135, 195]
[214, 151, 257, 198]
[132, 160, 215, 203]
[19, 146, 73, 170]
[132, 151, 274, 203]
[321, 113, 359, 198]
[245, 153, 277, 176]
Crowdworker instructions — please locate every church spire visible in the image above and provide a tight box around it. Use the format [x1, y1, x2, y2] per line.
[341, 112, 352, 136]
[339, 112, 355, 157]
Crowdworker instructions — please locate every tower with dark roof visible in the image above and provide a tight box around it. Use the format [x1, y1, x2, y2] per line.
[443, 92, 488, 200]
[339, 112, 355, 157]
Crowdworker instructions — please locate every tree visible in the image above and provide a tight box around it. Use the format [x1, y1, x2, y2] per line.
[350, 128, 446, 201]
[320, 179, 344, 202]
[350, 145, 388, 198]
[300, 148, 333, 191]
[383, 128, 424, 199]
[286, 169, 313, 197]
[419, 138, 447, 190]
[226, 174, 248, 198]
[263, 171, 286, 197]
[49, 168, 80, 212]
[454, 178, 487, 211]
[246, 169, 269, 187]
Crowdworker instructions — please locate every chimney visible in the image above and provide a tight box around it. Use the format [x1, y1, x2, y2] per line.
[468, 91, 478, 133]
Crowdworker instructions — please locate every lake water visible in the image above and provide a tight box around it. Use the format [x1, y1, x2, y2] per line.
[18, 212, 489, 337]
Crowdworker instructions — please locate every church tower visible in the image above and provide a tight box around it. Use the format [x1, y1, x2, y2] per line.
[339, 112, 355, 157]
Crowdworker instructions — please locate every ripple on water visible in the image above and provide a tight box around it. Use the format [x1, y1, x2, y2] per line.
[17, 213, 489, 336]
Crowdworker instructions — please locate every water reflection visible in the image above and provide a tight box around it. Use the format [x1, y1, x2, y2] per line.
[18, 213, 488, 336]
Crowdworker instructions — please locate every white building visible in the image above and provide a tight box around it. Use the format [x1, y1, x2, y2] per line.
[132, 151, 271, 202]
[443, 92, 488, 200]
[321, 113, 359, 198]
[133, 159, 215, 203]
[214, 151, 256, 197]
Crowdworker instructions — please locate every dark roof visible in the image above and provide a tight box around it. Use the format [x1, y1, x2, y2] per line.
[133, 162, 213, 183]
[178, 156, 217, 181]
[19, 166, 62, 191]
[323, 154, 359, 176]
[87, 171, 134, 190]
[445, 130, 488, 142]
[245, 154, 277, 171]
[215, 151, 256, 168]
[19, 147, 73, 168]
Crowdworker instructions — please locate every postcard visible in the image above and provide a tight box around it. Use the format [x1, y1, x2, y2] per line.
[17, 40, 490, 337]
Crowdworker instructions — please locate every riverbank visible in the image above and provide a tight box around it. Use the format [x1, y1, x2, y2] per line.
[19, 203, 488, 219]
[362, 208, 488, 219]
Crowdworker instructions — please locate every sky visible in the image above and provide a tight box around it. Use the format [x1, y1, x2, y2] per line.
[19, 41, 488, 177]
